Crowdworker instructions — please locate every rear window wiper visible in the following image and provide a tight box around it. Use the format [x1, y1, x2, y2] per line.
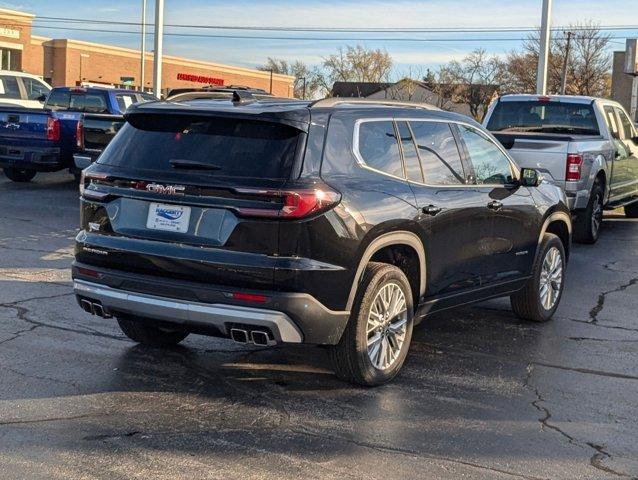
[169, 159, 222, 171]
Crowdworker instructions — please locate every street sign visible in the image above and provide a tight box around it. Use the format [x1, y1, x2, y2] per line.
[120, 76, 135, 86]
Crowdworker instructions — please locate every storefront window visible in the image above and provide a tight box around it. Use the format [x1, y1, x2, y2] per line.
[0, 48, 21, 70]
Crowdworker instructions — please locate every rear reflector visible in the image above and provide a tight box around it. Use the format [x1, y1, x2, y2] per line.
[235, 187, 341, 219]
[566, 154, 583, 181]
[232, 292, 269, 303]
[46, 117, 60, 141]
[76, 267, 100, 278]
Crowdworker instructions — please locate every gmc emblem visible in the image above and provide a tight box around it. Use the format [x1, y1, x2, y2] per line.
[146, 183, 186, 195]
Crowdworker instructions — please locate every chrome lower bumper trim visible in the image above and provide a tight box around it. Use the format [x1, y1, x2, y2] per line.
[73, 280, 303, 343]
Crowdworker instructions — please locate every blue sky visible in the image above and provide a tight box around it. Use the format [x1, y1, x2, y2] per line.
[3, 0, 637, 76]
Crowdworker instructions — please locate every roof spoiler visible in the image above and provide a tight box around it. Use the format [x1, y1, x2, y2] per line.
[232, 90, 256, 105]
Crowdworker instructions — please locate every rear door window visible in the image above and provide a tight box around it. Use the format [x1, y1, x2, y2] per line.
[615, 107, 636, 140]
[357, 121, 403, 178]
[97, 116, 302, 180]
[0, 75, 21, 99]
[409, 121, 465, 185]
[396, 121, 423, 183]
[115, 93, 139, 112]
[603, 106, 620, 140]
[458, 125, 514, 185]
[21, 77, 50, 100]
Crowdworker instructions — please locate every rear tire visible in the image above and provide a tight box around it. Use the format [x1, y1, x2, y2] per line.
[117, 315, 189, 347]
[573, 178, 603, 244]
[330, 262, 414, 386]
[510, 233, 566, 323]
[3, 168, 36, 182]
[624, 202, 638, 219]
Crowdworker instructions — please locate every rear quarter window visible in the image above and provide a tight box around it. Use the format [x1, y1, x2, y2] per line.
[97, 115, 303, 180]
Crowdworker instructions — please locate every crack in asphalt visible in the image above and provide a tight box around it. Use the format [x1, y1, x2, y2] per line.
[569, 318, 638, 333]
[589, 277, 638, 324]
[524, 364, 633, 478]
[0, 413, 108, 427]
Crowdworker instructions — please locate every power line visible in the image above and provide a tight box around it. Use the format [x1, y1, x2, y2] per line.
[28, 23, 634, 43]
[32, 15, 638, 34]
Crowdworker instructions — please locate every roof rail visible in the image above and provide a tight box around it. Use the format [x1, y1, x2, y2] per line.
[310, 97, 440, 111]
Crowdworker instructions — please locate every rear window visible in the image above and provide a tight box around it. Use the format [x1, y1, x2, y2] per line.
[487, 101, 600, 135]
[97, 115, 302, 180]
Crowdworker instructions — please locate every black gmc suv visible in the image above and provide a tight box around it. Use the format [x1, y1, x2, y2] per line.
[73, 94, 571, 386]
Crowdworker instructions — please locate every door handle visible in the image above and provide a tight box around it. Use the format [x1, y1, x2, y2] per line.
[487, 200, 503, 211]
[422, 204, 442, 216]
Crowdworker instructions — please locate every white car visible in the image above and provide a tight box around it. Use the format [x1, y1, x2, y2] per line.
[0, 71, 51, 108]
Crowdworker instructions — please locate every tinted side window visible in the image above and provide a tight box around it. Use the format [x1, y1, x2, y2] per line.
[116, 93, 139, 112]
[396, 121, 423, 183]
[69, 93, 108, 113]
[603, 106, 620, 140]
[46, 90, 70, 109]
[615, 107, 636, 139]
[410, 121, 465, 185]
[0, 75, 21, 99]
[459, 126, 514, 185]
[358, 121, 403, 178]
[21, 77, 50, 100]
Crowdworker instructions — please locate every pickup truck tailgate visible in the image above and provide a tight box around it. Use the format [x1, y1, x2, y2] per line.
[0, 109, 49, 142]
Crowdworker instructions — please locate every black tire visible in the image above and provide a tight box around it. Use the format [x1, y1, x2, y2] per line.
[3, 168, 36, 182]
[330, 262, 414, 386]
[510, 233, 566, 323]
[573, 178, 604, 244]
[116, 315, 189, 347]
[624, 202, 638, 218]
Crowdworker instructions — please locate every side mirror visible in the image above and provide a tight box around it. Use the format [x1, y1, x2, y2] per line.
[520, 168, 540, 187]
[36, 93, 47, 103]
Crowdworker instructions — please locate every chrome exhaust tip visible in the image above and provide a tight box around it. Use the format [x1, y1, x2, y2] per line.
[80, 299, 94, 314]
[230, 328, 249, 344]
[250, 330, 271, 347]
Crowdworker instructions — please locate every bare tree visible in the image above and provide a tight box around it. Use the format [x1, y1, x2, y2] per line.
[258, 57, 321, 99]
[423, 67, 462, 111]
[502, 22, 611, 97]
[316, 45, 393, 95]
[444, 49, 503, 119]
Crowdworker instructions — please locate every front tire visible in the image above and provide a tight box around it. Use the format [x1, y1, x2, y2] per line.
[117, 315, 189, 347]
[3, 168, 37, 182]
[573, 178, 603, 244]
[510, 233, 566, 323]
[624, 202, 638, 218]
[330, 262, 414, 386]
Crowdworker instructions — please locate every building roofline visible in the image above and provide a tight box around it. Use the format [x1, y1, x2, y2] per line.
[0, 7, 35, 20]
[46, 38, 295, 82]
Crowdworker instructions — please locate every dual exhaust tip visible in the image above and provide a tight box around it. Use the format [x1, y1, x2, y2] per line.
[230, 328, 274, 347]
[80, 298, 112, 319]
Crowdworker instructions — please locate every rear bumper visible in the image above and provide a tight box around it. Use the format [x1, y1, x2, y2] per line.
[72, 262, 350, 345]
[0, 144, 65, 172]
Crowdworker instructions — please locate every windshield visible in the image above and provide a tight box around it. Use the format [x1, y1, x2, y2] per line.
[487, 101, 600, 135]
[97, 115, 302, 180]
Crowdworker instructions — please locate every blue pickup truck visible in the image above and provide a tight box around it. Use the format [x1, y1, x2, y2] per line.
[0, 86, 156, 182]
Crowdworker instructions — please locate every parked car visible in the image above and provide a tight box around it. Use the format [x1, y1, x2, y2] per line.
[483, 95, 638, 243]
[72, 95, 571, 386]
[73, 113, 125, 172]
[0, 86, 156, 182]
[0, 70, 51, 109]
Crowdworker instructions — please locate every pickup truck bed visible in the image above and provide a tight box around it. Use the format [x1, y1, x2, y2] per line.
[73, 113, 124, 171]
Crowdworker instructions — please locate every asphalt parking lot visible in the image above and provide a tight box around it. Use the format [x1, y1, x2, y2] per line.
[0, 172, 637, 480]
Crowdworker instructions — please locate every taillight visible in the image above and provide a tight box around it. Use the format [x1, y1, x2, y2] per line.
[231, 292, 269, 303]
[80, 171, 111, 200]
[76, 121, 84, 149]
[46, 117, 60, 141]
[566, 154, 583, 181]
[235, 187, 341, 219]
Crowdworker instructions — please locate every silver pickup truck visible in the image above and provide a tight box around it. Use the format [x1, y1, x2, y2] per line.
[483, 94, 638, 243]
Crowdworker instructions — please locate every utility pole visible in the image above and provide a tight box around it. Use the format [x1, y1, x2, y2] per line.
[302, 77, 307, 100]
[152, 0, 164, 98]
[537, 0, 553, 95]
[269, 69, 273, 94]
[560, 31, 573, 95]
[140, 0, 147, 92]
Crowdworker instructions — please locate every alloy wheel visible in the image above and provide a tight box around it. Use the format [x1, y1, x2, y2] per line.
[366, 282, 408, 370]
[591, 192, 603, 237]
[539, 246, 563, 311]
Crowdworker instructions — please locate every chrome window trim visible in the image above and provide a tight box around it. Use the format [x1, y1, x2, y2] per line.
[353, 117, 520, 188]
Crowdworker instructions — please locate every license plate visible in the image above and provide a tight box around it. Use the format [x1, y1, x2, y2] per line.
[146, 203, 191, 233]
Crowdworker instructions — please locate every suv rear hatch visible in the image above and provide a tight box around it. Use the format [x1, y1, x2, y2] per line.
[78, 103, 311, 290]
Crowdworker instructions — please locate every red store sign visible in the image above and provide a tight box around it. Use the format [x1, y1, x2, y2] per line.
[177, 73, 224, 86]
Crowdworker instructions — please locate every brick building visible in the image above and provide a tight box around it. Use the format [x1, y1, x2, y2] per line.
[0, 7, 295, 97]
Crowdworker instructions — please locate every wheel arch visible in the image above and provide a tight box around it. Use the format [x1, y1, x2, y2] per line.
[346, 231, 426, 311]
[538, 210, 572, 261]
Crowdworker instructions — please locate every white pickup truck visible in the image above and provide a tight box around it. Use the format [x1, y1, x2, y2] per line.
[483, 95, 638, 243]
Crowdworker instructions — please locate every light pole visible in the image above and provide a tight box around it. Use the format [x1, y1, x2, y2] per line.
[536, 0, 553, 95]
[559, 31, 573, 95]
[79, 53, 90, 85]
[152, 0, 164, 98]
[140, 0, 147, 92]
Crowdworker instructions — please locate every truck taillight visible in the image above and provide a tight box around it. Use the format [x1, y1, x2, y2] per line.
[235, 187, 341, 219]
[46, 117, 60, 141]
[76, 121, 84, 149]
[566, 154, 583, 181]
